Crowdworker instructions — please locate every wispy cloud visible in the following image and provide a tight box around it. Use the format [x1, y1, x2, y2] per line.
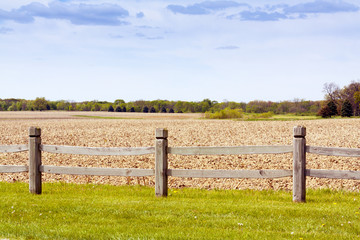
[136, 12, 144, 18]
[167, 1, 248, 15]
[284, 0, 359, 14]
[216, 45, 239, 50]
[0, 1, 129, 26]
[135, 32, 163, 40]
[230, 11, 288, 21]
[167, 0, 359, 21]
[0, 27, 13, 34]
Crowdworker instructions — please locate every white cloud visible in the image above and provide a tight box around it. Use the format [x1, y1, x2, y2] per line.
[0, 1, 129, 25]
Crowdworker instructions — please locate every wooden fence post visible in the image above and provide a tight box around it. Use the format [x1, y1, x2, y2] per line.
[293, 126, 306, 202]
[29, 127, 42, 194]
[155, 128, 168, 197]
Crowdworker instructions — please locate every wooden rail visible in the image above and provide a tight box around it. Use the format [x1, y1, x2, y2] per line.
[168, 145, 292, 155]
[167, 169, 292, 179]
[1, 126, 360, 203]
[41, 145, 155, 156]
[0, 145, 28, 153]
[306, 146, 360, 157]
[0, 165, 28, 173]
[306, 169, 360, 180]
[40, 166, 154, 176]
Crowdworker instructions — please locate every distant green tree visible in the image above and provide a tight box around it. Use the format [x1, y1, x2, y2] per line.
[122, 107, 127, 112]
[91, 103, 101, 111]
[130, 107, 135, 112]
[169, 108, 174, 113]
[8, 103, 16, 111]
[16, 101, 22, 111]
[150, 107, 156, 113]
[161, 107, 167, 113]
[56, 100, 70, 110]
[108, 105, 114, 112]
[341, 99, 353, 117]
[143, 106, 149, 113]
[33, 97, 48, 111]
[114, 99, 125, 105]
[200, 99, 212, 112]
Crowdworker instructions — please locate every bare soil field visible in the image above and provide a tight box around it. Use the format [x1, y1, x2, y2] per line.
[0, 111, 203, 120]
[1, 111, 360, 191]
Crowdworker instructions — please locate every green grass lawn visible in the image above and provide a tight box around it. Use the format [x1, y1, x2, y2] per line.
[242, 113, 321, 121]
[1, 182, 360, 239]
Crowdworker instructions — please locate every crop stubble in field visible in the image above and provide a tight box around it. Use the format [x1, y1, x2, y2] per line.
[1, 112, 360, 191]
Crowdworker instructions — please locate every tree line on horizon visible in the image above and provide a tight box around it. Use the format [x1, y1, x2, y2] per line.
[1, 81, 359, 117]
[0, 98, 321, 115]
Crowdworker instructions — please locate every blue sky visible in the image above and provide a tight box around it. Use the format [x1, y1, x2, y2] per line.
[1, 0, 359, 102]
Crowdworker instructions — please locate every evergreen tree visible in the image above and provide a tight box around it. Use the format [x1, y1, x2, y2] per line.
[130, 107, 135, 112]
[341, 99, 353, 117]
[169, 108, 174, 113]
[115, 106, 122, 112]
[161, 107, 167, 113]
[122, 107, 127, 112]
[108, 105, 114, 112]
[143, 106, 149, 113]
[150, 107, 156, 113]
[327, 101, 338, 117]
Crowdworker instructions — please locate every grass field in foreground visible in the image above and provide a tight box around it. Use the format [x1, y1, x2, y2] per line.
[1, 182, 360, 240]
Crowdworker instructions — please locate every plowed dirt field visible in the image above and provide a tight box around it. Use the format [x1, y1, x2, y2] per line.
[1, 112, 360, 191]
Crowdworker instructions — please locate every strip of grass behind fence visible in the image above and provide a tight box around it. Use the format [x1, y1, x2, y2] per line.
[1, 182, 360, 239]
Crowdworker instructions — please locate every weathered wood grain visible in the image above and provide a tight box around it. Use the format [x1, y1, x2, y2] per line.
[293, 126, 306, 203]
[29, 127, 42, 194]
[306, 169, 360, 180]
[40, 145, 155, 156]
[0, 165, 28, 173]
[155, 128, 168, 197]
[168, 145, 292, 155]
[40, 165, 154, 176]
[167, 169, 292, 178]
[306, 146, 360, 157]
[0, 145, 29, 153]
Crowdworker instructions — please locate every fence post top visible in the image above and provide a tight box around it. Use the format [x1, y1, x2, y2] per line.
[293, 126, 306, 138]
[156, 128, 168, 139]
[29, 127, 41, 137]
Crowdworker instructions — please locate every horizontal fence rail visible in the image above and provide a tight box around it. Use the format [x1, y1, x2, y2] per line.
[0, 165, 28, 173]
[167, 169, 293, 179]
[40, 165, 154, 176]
[306, 146, 360, 157]
[1, 126, 360, 202]
[168, 145, 293, 155]
[41, 145, 155, 156]
[306, 169, 360, 180]
[0, 145, 28, 153]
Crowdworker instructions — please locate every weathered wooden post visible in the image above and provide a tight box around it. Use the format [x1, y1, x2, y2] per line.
[293, 126, 306, 202]
[155, 128, 168, 197]
[29, 127, 42, 194]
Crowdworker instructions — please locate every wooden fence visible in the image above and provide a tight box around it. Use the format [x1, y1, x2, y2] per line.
[1, 126, 360, 202]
